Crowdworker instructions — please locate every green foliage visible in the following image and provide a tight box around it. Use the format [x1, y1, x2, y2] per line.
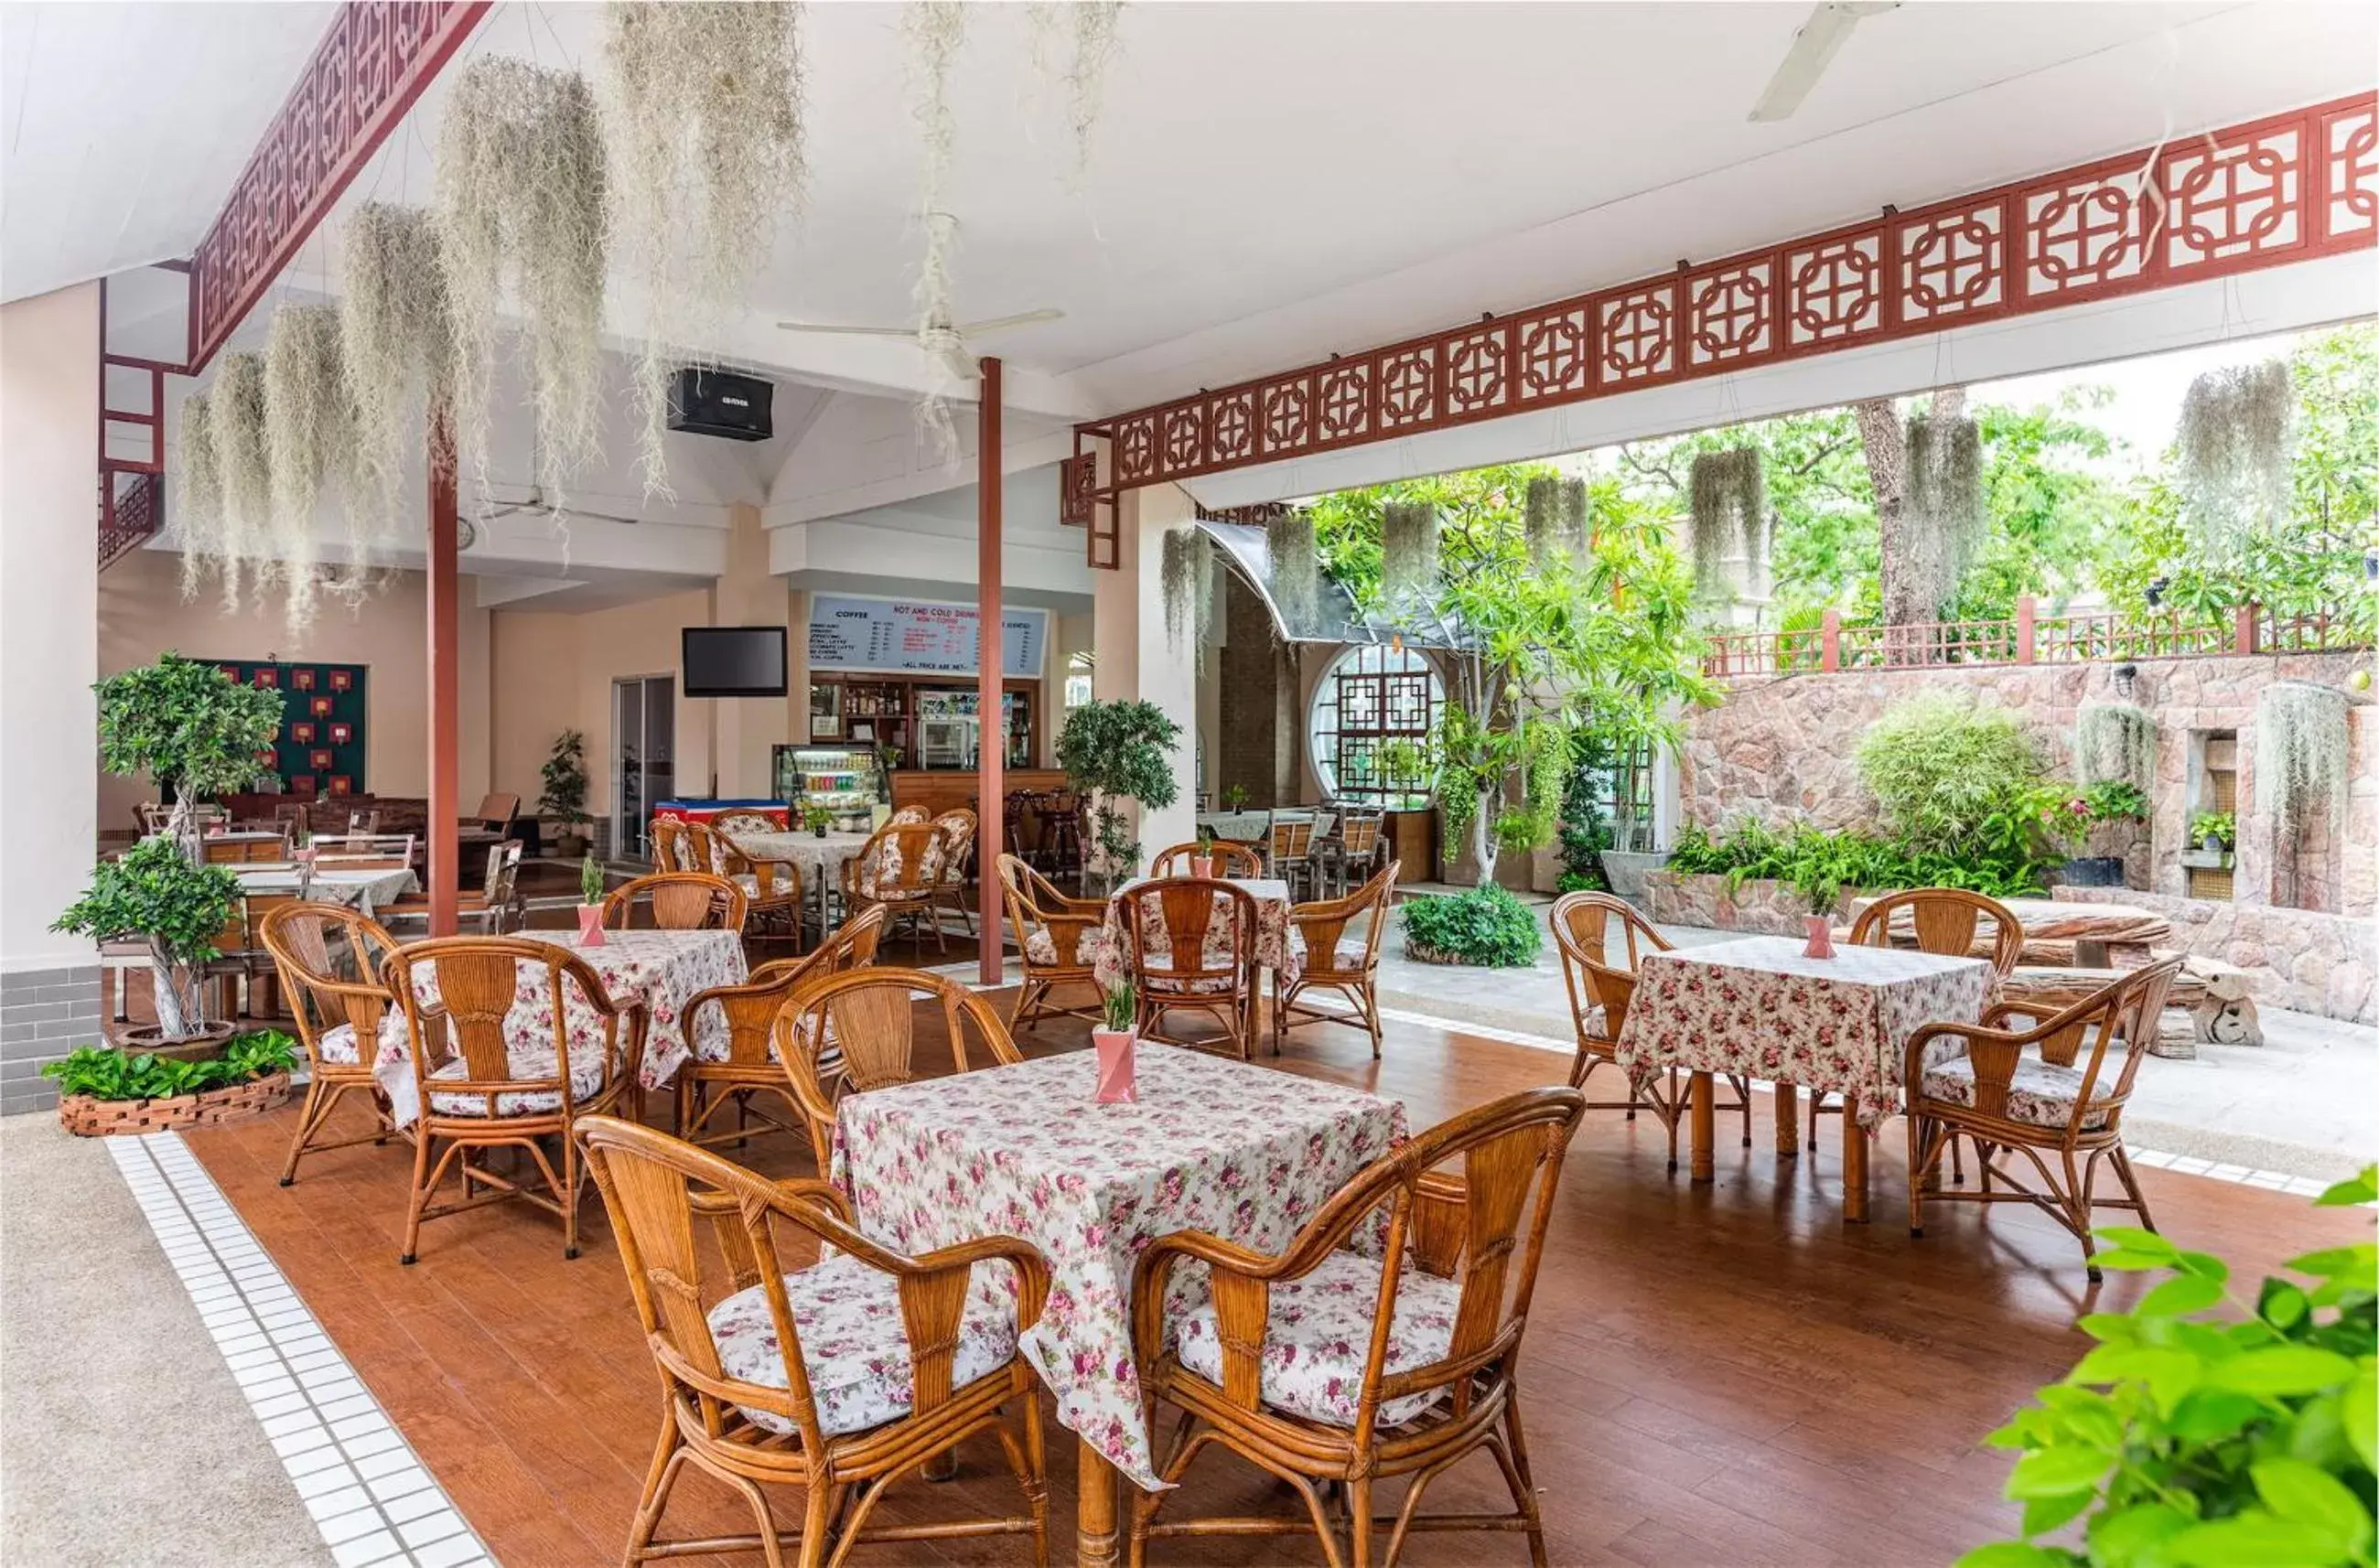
[1855, 693, 2052, 860]
[95, 653, 284, 806]
[2083, 780, 2150, 822]
[1401, 884, 1541, 968]
[539, 729, 590, 823]
[1957, 1166, 2377, 1568]
[1556, 725, 1619, 888]
[581, 853, 606, 905]
[1666, 818, 2052, 908]
[801, 800, 833, 833]
[43, 1030, 299, 1101]
[1058, 699, 1184, 888]
[1099, 979, 1137, 1034]
[51, 837, 240, 962]
[2192, 811, 2237, 849]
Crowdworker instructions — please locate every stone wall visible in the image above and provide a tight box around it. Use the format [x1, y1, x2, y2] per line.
[1681, 651, 2375, 918]
[2052, 885, 2374, 1025]
[1643, 871, 1856, 933]
[1215, 574, 1299, 807]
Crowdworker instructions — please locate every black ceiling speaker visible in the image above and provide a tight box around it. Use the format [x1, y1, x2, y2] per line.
[669, 368, 774, 441]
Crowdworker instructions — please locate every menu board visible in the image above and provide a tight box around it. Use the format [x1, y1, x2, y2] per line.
[806, 595, 1048, 678]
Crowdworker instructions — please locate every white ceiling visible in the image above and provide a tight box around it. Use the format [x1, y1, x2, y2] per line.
[10, 3, 2375, 443]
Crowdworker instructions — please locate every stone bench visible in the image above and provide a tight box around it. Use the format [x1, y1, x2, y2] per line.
[1996, 954, 2259, 1057]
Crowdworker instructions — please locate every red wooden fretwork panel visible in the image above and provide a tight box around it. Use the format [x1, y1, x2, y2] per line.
[1594, 283, 1676, 388]
[2163, 124, 2302, 273]
[1316, 362, 1373, 445]
[1512, 306, 1591, 406]
[1259, 378, 1312, 456]
[2020, 171, 2147, 304]
[1159, 404, 1204, 477]
[1058, 453, 1093, 527]
[1781, 231, 1886, 353]
[1442, 325, 1509, 419]
[1899, 200, 2007, 325]
[1683, 258, 1775, 371]
[1113, 413, 1158, 484]
[2320, 102, 2377, 246]
[1208, 389, 1257, 465]
[1378, 345, 1436, 432]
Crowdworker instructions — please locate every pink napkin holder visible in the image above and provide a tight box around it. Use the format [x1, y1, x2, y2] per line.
[576, 904, 608, 947]
[1803, 914, 1836, 959]
[1092, 1029, 1138, 1103]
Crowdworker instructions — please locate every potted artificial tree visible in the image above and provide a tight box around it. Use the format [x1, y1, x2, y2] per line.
[96, 653, 284, 847]
[52, 838, 244, 1050]
[1057, 699, 1184, 896]
[540, 728, 593, 859]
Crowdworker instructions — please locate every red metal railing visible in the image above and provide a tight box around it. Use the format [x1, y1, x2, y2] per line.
[1702, 595, 2368, 680]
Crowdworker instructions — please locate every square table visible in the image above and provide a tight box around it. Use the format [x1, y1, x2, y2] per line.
[716, 827, 875, 932]
[235, 863, 418, 918]
[831, 1046, 1405, 1562]
[1613, 935, 1990, 1220]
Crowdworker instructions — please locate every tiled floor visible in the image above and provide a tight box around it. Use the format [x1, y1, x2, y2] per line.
[105, 1133, 493, 1568]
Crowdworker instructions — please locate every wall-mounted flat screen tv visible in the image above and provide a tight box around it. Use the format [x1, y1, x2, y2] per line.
[682, 627, 788, 698]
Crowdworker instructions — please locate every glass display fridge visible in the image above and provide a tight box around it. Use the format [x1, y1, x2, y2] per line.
[771, 745, 892, 830]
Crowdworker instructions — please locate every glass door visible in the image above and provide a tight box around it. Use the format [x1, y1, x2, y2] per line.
[612, 675, 676, 859]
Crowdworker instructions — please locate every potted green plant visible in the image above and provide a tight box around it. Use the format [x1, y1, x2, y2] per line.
[1058, 699, 1184, 896]
[2191, 811, 2236, 855]
[1222, 783, 1251, 813]
[1191, 825, 1217, 879]
[96, 653, 284, 846]
[43, 1030, 300, 1136]
[51, 837, 242, 1047]
[1092, 979, 1138, 1103]
[539, 728, 592, 858]
[802, 800, 834, 838]
[577, 854, 608, 945]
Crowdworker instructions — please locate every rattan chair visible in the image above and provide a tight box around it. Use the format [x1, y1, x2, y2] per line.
[259, 902, 406, 1187]
[929, 806, 981, 935]
[1130, 1086, 1587, 1568]
[1149, 841, 1264, 878]
[1274, 861, 1401, 1058]
[839, 821, 953, 954]
[709, 809, 780, 837]
[777, 969, 1026, 1168]
[1810, 887, 2027, 1146]
[1905, 961, 2180, 1279]
[1265, 813, 1319, 900]
[709, 826, 806, 950]
[996, 854, 1106, 1036]
[575, 1115, 1051, 1568]
[674, 908, 887, 1154]
[602, 871, 748, 932]
[381, 839, 523, 935]
[649, 818, 692, 874]
[381, 938, 646, 1262]
[1120, 877, 1260, 1060]
[1319, 809, 1386, 898]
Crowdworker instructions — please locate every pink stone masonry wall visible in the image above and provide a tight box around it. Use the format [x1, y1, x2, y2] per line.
[2051, 885, 2374, 1026]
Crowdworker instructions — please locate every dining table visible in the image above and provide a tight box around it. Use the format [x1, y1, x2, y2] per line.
[1612, 934, 1992, 1221]
[234, 863, 419, 918]
[830, 1046, 1406, 1567]
[371, 927, 744, 1125]
[718, 827, 874, 931]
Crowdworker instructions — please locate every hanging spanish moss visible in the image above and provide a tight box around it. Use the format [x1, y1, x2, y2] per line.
[210, 352, 273, 613]
[904, 1, 966, 462]
[339, 201, 452, 553]
[604, 1, 808, 495]
[1160, 526, 1212, 650]
[2075, 702, 2157, 795]
[1687, 447, 1764, 599]
[263, 305, 355, 631]
[1380, 499, 1439, 619]
[2255, 680, 2349, 835]
[436, 57, 609, 508]
[1266, 509, 1319, 636]
[1903, 408, 1985, 618]
[1525, 475, 1588, 567]
[2176, 360, 2294, 561]
[176, 392, 221, 603]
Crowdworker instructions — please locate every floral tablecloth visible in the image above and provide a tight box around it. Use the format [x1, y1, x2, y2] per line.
[235, 865, 418, 918]
[1091, 876, 1299, 991]
[831, 1047, 1405, 1490]
[717, 829, 873, 886]
[371, 929, 744, 1124]
[1613, 935, 1990, 1132]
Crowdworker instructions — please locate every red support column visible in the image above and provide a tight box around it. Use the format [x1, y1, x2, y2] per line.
[2234, 604, 2261, 657]
[977, 357, 1005, 989]
[1820, 609, 1841, 673]
[427, 419, 460, 937]
[2015, 595, 2037, 664]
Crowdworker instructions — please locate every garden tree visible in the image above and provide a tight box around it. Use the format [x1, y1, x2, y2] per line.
[1056, 698, 1183, 893]
[1308, 466, 1709, 886]
[95, 654, 285, 843]
[1857, 386, 1970, 627]
[1941, 392, 2134, 621]
[52, 838, 242, 1042]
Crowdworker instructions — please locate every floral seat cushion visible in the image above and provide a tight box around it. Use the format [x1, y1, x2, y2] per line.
[1171, 1248, 1458, 1428]
[424, 1042, 610, 1118]
[1922, 1054, 2114, 1131]
[1023, 927, 1090, 968]
[708, 1252, 1019, 1437]
[1286, 932, 1370, 972]
[1142, 967, 1243, 997]
[317, 1013, 405, 1066]
[733, 868, 798, 898]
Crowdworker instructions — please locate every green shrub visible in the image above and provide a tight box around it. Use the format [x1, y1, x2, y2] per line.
[1403, 885, 1541, 967]
[1856, 691, 2049, 854]
[2081, 779, 2150, 822]
[1959, 1165, 2376, 1568]
[42, 1029, 299, 1101]
[1665, 816, 2052, 908]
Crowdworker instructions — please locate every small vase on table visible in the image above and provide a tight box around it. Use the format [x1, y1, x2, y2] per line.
[577, 854, 608, 947]
[1093, 980, 1138, 1104]
[1802, 914, 1835, 960]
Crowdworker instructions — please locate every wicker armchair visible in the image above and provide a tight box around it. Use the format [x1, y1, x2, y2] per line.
[776, 970, 1025, 1168]
[1149, 841, 1264, 878]
[839, 821, 953, 954]
[602, 872, 748, 932]
[1130, 1087, 1586, 1568]
[259, 902, 406, 1187]
[1274, 861, 1400, 1058]
[930, 806, 980, 935]
[649, 818, 691, 874]
[1905, 961, 2180, 1278]
[709, 828, 806, 950]
[1265, 813, 1319, 900]
[1119, 878, 1259, 1060]
[575, 1116, 1050, 1568]
[996, 853, 1106, 1036]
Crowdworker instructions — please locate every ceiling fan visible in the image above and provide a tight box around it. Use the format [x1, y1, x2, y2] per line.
[774, 306, 1066, 385]
[1747, 2, 1901, 123]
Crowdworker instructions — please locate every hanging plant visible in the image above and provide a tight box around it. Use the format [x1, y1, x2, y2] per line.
[263, 304, 356, 631]
[1525, 475, 1587, 567]
[1266, 510, 1319, 636]
[603, 0, 808, 495]
[209, 352, 273, 612]
[1160, 526, 1212, 649]
[1687, 448, 1764, 598]
[436, 56, 609, 507]
[175, 392, 221, 602]
[1905, 409, 1984, 614]
[339, 201, 451, 556]
[2255, 680, 2349, 835]
[2176, 360, 2294, 561]
[1380, 499, 1440, 619]
[1028, 2, 1124, 177]
[903, 1, 966, 461]
[2074, 702, 2157, 795]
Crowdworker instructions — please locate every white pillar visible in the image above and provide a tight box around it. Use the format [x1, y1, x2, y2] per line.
[1, 284, 102, 1110]
[1092, 483, 1197, 869]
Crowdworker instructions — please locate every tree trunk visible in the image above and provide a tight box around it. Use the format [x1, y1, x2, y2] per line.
[1862, 388, 1968, 629]
[148, 939, 199, 1040]
[1469, 789, 1500, 887]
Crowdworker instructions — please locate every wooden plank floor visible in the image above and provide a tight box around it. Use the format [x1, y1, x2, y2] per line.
[180, 992, 2364, 1567]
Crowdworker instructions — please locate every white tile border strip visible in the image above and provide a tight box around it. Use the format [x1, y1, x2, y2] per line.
[103, 1132, 499, 1568]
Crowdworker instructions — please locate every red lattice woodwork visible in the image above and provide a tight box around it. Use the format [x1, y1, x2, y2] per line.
[1071, 91, 2376, 564]
[188, 2, 490, 369]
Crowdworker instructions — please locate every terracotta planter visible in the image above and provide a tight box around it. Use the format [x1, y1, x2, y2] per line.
[58, 1069, 292, 1138]
[114, 1019, 240, 1060]
[576, 904, 608, 946]
[1092, 1028, 1138, 1103]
